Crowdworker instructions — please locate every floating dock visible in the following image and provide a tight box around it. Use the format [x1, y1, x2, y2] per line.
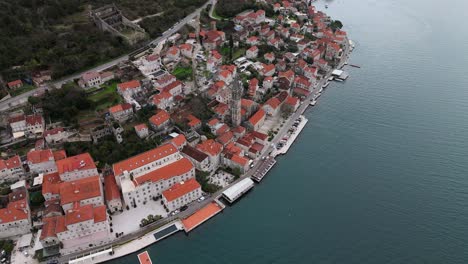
[222, 178, 255, 203]
[182, 201, 224, 232]
[251, 156, 277, 182]
[137, 251, 152, 264]
[331, 69, 349, 80]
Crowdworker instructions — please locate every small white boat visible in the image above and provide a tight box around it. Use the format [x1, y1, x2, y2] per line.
[310, 100, 317, 106]
[322, 81, 330, 89]
[334, 78, 344, 82]
[315, 92, 322, 99]
[328, 77, 334, 81]
[319, 87, 323, 93]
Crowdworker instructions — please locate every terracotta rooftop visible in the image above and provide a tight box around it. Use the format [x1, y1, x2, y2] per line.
[248, 109, 266, 126]
[59, 176, 102, 206]
[104, 174, 121, 202]
[109, 103, 132, 114]
[162, 178, 201, 202]
[118, 80, 141, 91]
[196, 139, 223, 157]
[27, 149, 54, 164]
[113, 143, 178, 176]
[149, 110, 170, 127]
[134, 157, 194, 186]
[56, 153, 96, 175]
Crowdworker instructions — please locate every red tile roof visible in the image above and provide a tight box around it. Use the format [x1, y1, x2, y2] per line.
[118, 80, 141, 91]
[44, 127, 64, 137]
[56, 153, 96, 175]
[40, 216, 58, 240]
[187, 114, 201, 127]
[285, 96, 299, 106]
[53, 150, 67, 161]
[134, 123, 148, 132]
[265, 97, 281, 109]
[134, 157, 194, 185]
[42, 172, 61, 196]
[59, 176, 102, 205]
[25, 114, 43, 126]
[0, 155, 22, 170]
[162, 178, 200, 202]
[216, 131, 234, 145]
[170, 134, 186, 148]
[113, 143, 178, 176]
[7, 80, 22, 88]
[104, 174, 121, 202]
[248, 109, 266, 126]
[149, 110, 170, 127]
[27, 149, 54, 164]
[64, 203, 94, 225]
[230, 154, 249, 166]
[0, 199, 29, 224]
[196, 139, 223, 157]
[109, 103, 132, 114]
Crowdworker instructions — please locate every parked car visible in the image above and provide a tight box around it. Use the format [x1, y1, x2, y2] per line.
[180, 205, 188, 211]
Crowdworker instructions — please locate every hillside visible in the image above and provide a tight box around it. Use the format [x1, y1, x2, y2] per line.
[0, 0, 206, 83]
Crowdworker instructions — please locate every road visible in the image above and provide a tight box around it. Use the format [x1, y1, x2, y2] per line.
[0, 0, 215, 112]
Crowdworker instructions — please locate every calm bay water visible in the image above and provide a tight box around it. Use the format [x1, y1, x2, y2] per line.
[111, 0, 468, 263]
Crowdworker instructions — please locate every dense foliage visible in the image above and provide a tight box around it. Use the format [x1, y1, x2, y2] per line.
[214, 0, 256, 18]
[40, 83, 94, 125]
[64, 131, 162, 168]
[0, 0, 207, 81]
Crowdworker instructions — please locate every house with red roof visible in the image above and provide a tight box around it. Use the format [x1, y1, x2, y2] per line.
[0, 155, 25, 184]
[0, 194, 31, 239]
[246, 36, 259, 46]
[263, 97, 282, 116]
[326, 42, 343, 60]
[109, 103, 134, 123]
[41, 203, 111, 254]
[152, 91, 174, 110]
[7, 80, 23, 89]
[263, 76, 274, 90]
[44, 127, 68, 144]
[117, 80, 142, 97]
[149, 110, 170, 131]
[264, 52, 275, 63]
[162, 178, 201, 212]
[9, 114, 45, 139]
[261, 64, 276, 77]
[196, 139, 223, 170]
[169, 134, 187, 150]
[283, 96, 300, 113]
[241, 98, 258, 118]
[218, 70, 233, 84]
[246, 46, 259, 59]
[203, 30, 225, 50]
[222, 153, 249, 173]
[167, 46, 180, 61]
[161, 80, 183, 96]
[56, 153, 98, 182]
[155, 73, 176, 90]
[187, 114, 202, 130]
[295, 75, 312, 90]
[248, 78, 259, 99]
[27, 149, 57, 175]
[104, 174, 122, 213]
[246, 109, 266, 131]
[268, 37, 282, 49]
[216, 131, 235, 146]
[134, 123, 149, 138]
[59, 176, 103, 211]
[179, 43, 193, 58]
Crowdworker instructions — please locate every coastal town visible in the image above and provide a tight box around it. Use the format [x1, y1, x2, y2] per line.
[0, 0, 352, 263]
